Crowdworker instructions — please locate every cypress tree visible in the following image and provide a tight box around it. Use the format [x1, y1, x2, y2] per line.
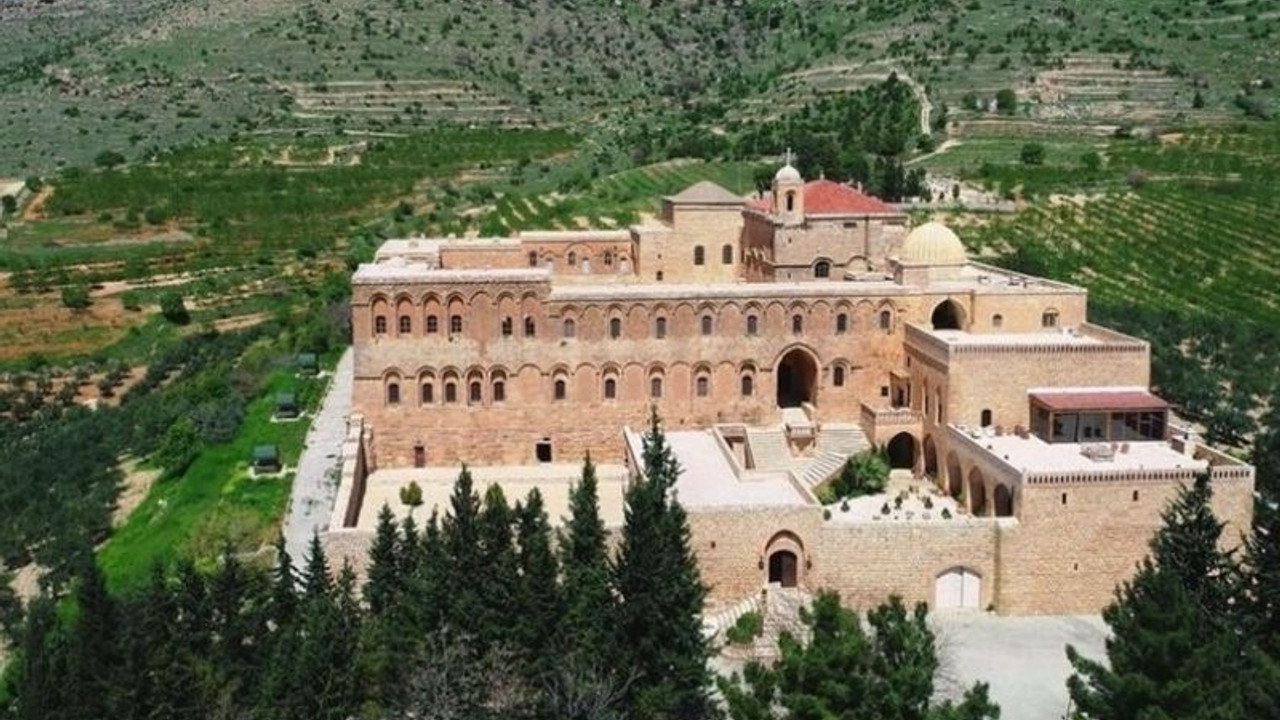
[412, 509, 448, 635]
[303, 532, 332, 601]
[270, 534, 298, 628]
[209, 547, 264, 701]
[560, 455, 615, 665]
[477, 483, 519, 648]
[613, 409, 711, 719]
[1150, 473, 1235, 616]
[65, 552, 120, 719]
[1242, 497, 1280, 657]
[364, 503, 403, 616]
[443, 465, 484, 634]
[12, 595, 69, 720]
[515, 488, 563, 673]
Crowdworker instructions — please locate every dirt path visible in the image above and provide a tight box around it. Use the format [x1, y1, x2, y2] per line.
[283, 348, 352, 564]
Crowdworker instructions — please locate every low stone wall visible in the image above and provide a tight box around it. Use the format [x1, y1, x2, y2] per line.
[323, 415, 375, 576]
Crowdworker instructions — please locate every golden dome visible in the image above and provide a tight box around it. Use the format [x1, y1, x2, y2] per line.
[900, 222, 967, 265]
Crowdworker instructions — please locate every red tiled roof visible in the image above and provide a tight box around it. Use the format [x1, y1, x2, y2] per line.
[747, 196, 771, 211]
[1030, 390, 1169, 413]
[802, 179, 896, 215]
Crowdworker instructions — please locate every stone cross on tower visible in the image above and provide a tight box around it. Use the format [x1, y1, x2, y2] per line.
[785, 147, 794, 167]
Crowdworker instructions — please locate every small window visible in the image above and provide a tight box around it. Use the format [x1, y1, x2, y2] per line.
[610, 318, 622, 339]
[398, 316, 411, 334]
[701, 315, 713, 336]
[563, 319, 576, 339]
[469, 381, 482, 404]
[501, 317, 513, 337]
[387, 382, 400, 405]
[554, 379, 567, 401]
[567, 251, 577, 266]
[426, 316, 439, 334]
[536, 441, 553, 463]
[836, 313, 848, 334]
[375, 316, 387, 335]
[746, 315, 759, 336]
[450, 315, 463, 335]
[981, 409, 993, 427]
[1042, 310, 1059, 328]
[791, 314, 803, 335]
[833, 366, 845, 387]
[445, 382, 458, 404]
[722, 244, 733, 264]
[880, 385, 890, 397]
[604, 251, 614, 266]
[1132, 490, 1139, 502]
[650, 377, 663, 399]
[693, 246, 705, 266]
[879, 310, 892, 332]
[421, 383, 434, 404]
[655, 317, 667, 339]
[814, 260, 830, 279]
[528, 251, 538, 267]
[696, 376, 709, 398]
[604, 378, 617, 400]
[524, 317, 536, 338]
[1061, 492, 1068, 505]
[493, 381, 505, 403]
[656, 270, 664, 281]
[992, 313, 1004, 329]
[741, 375, 754, 397]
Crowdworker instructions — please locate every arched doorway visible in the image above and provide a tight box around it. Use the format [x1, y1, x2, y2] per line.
[931, 299, 965, 330]
[886, 432, 917, 470]
[945, 452, 963, 499]
[994, 484, 1014, 517]
[968, 468, 988, 516]
[768, 551, 798, 587]
[776, 347, 818, 408]
[935, 567, 982, 610]
[922, 435, 939, 479]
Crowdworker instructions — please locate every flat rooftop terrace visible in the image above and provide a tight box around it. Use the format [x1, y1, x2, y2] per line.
[356, 463, 629, 530]
[957, 429, 1208, 477]
[627, 429, 811, 509]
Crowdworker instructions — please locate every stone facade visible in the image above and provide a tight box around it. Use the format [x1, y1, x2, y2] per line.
[330, 166, 1256, 616]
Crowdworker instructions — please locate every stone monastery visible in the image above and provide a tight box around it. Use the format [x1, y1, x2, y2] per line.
[324, 163, 1255, 616]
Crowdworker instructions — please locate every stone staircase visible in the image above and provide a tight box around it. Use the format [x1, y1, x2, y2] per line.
[745, 426, 794, 471]
[797, 450, 848, 488]
[702, 593, 763, 640]
[817, 423, 870, 455]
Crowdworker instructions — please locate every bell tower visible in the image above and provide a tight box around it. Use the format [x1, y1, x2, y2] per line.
[771, 148, 804, 225]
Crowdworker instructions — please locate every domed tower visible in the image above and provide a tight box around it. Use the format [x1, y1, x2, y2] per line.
[771, 150, 804, 225]
[894, 221, 968, 284]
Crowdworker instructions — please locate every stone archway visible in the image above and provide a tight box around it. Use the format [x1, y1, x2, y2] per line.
[931, 299, 966, 330]
[763, 530, 806, 589]
[968, 467, 988, 516]
[994, 484, 1015, 517]
[945, 451, 963, 499]
[922, 435, 939, 479]
[886, 432, 917, 470]
[776, 347, 819, 408]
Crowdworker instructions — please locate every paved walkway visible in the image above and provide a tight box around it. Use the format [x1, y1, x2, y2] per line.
[283, 347, 353, 564]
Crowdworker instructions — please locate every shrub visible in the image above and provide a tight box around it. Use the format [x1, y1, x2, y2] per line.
[1080, 151, 1102, 172]
[1020, 142, 1046, 166]
[159, 291, 190, 325]
[830, 450, 890, 499]
[725, 610, 763, 645]
[121, 291, 142, 311]
[60, 284, 91, 310]
[94, 150, 126, 169]
[399, 480, 424, 508]
[995, 88, 1018, 115]
[1, 195, 15, 215]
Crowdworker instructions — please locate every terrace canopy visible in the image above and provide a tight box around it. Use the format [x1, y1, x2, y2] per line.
[1029, 390, 1169, 444]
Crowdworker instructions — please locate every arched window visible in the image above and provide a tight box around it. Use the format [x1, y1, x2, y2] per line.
[833, 365, 845, 387]
[524, 317, 536, 337]
[421, 382, 434, 404]
[814, 260, 830, 279]
[450, 315, 463, 335]
[722, 244, 734, 264]
[493, 380, 505, 403]
[609, 317, 622, 339]
[563, 319, 576, 339]
[567, 251, 577, 266]
[879, 310, 892, 332]
[746, 315, 759, 336]
[791, 314, 803, 335]
[980, 409, 993, 427]
[836, 313, 848, 334]
[992, 313, 1004, 329]
[469, 381, 482, 404]
[1042, 309, 1059, 328]
[554, 379, 567, 401]
[604, 251, 614, 267]
[650, 377, 663, 399]
[604, 378, 617, 400]
[693, 246, 705, 266]
[444, 381, 458, 404]
[501, 317, 513, 336]
[387, 382, 400, 405]
[655, 317, 667, 339]
[696, 376, 710, 398]
[426, 316, 439, 334]
[398, 315, 411, 334]
[528, 251, 538, 267]
[785, 191, 795, 212]
[741, 374, 754, 397]
[375, 316, 387, 335]
[701, 315, 713, 336]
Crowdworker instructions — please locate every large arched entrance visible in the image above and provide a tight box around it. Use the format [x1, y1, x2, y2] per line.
[945, 452, 963, 499]
[776, 347, 818, 408]
[886, 432, 917, 470]
[768, 551, 799, 587]
[935, 567, 982, 610]
[931, 299, 965, 330]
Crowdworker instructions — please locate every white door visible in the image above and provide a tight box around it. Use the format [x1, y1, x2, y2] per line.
[935, 568, 981, 610]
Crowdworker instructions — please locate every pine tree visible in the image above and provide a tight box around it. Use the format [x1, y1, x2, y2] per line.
[613, 409, 711, 719]
[443, 465, 485, 634]
[1150, 473, 1234, 616]
[303, 532, 332, 601]
[270, 534, 298, 628]
[476, 483, 519, 649]
[560, 455, 616, 666]
[65, 553, 120, 719]
[13, 596, 69, 720]
[515, 488, 563, 675]
[365, 503, 403, 617]
[1242, 497, 1280, 657]
[209, 546, 265, 701]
